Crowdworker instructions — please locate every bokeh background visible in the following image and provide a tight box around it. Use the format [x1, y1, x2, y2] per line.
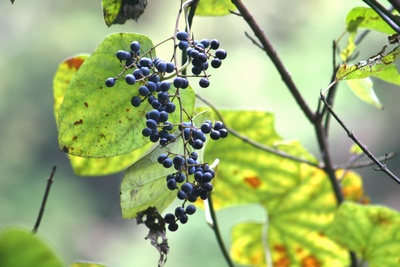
[1, 1, 400, 266]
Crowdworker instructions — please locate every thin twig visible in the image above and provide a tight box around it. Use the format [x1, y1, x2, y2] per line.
[206, 193, 235, 267]
[336, 153, 396, 170]
[196, 93, 321, 168]
[32, 166, 57, 234]
[231, 0, 316, 123]
[320, 93, 400, 185]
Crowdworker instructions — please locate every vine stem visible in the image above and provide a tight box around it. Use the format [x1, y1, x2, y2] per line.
[204, 190, 235, 267]
[230, 0, 316, 123]
[32, 166, 57, 233]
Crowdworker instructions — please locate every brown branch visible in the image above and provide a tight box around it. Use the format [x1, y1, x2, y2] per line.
[32, 166, 57, 234]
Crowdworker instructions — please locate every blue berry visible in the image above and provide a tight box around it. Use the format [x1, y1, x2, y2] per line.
[181, 182, 193, 193]
[203, 182, 213, 192]
[200, 39, 210, 48]
[179, 41, 189, 51]
[176, 31, 189, 41]
[139, 58, 153, 68]
[211, 58, 222, 68]
[158, 154, 168, 163]
[168, 222, 179, 231]
[173, 77, 185, 88]
[150, 133, 159, 143]
[215, 49, 227, 60]
[133, 69, 143, 79]
[175, 207, 185, 217]
[139, 86, 150, 96]
[105, 77, 116, 87]
[130, 41, 141, 52]
[201, 122, 212, 134]
[192, 139, 203, 149]
[190, 50, 200, 59]
[210, 39, 220, 50]
[162, 122, 173, 131]
[214, 121, 224, 130]
[190, 152, 198, 160]
[197, 53, 208, 63]
[142, 127, 152, 137]
[125, 74, 136, 85]
[147, 110, 160, 121]
[140, 67, 150, 76]
[151, 100, 162, 109]
[167, 179, 177, 190]
[146, 119, 158, 129]
[177, 190, 187, 200]
[210, 130, 221, 140]
[219, 128, 228, 138]
[116, 50, 131, 61]
[191, 67, 202, 76]
[131, 96, 141, 107]
[166, 62, 175, 73]
[175, 172, 186, 183]
[179, 214, 189, 224]
[185, 205, 196, 215]
[165, 102, 176, 113]
[164, 213, 176, 224]
[159, 111, 169, 123]
[202, 172, 213, 182]
[159, 81, 171, 92]
[199, 78, 210, 88]
[162, 158, 173, 168]
[146, 81, 157, 92]
[156, 61, 167, 72]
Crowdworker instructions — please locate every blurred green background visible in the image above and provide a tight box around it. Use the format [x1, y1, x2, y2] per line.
[1, 1, 400, 266]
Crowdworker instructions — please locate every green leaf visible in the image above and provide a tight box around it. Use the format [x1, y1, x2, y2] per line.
[345, 7, 396, 35]
[326, 202, 400, 267]
[346, 78, 383, 109]
[120, 111, 211, 218]
[102, 0, 122, 27]
[372, 63, 400, 85]
[58, 33, 196, 158]
[196, 0, 236, 16]
[340, 7, 396, 62]
[53, 54, 152, 176]
[70, 261, 109, 267]
[204, 110, 349, 266]
[0, 227, 64, 267]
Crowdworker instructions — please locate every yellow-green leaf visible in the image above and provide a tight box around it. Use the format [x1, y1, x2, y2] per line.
[58, 33, 196, 158]
[196, 0, 236, 16]
[372, 63, 400, 85]
[102, 0, 122, 27]
[53, 54, 152, 176]
[345, 7, 396, 35]
[340, 7, 396, 62]
[0, 227, 64, 267]
[70, 261, 108, 267]
[205, 110, 349, 266]
[346, 78, 383, 109]
[326, 202, 400, 267]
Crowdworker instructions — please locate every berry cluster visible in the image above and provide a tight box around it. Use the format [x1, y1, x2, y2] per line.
[176, 31, 227, 88]
[105, 36, 228, 231]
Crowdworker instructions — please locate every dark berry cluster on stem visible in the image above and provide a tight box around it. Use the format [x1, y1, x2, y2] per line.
[176, 31, 227, 88]
[105, 38, 228, 232]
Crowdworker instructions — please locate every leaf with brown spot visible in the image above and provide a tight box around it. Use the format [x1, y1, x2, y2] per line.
[57, 33, 195, 158]
[54, 54, 152, 176]
[326, 202, 400, 267]
[205, 110, 349, 267]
